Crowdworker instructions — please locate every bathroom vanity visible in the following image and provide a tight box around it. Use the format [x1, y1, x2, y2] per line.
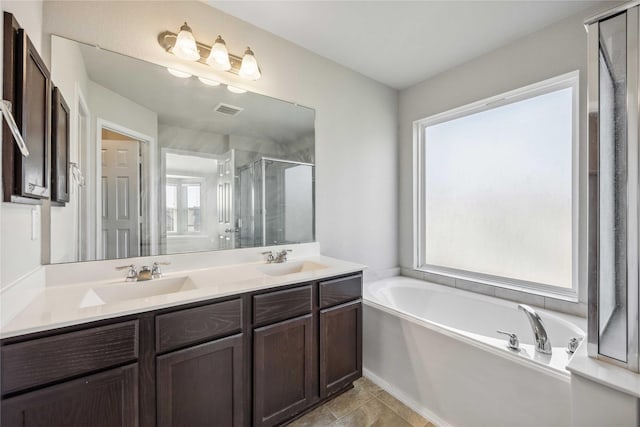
[0, 257, 363, 427]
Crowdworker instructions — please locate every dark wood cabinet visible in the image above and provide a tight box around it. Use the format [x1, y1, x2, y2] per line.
[157, 334, 244, 427]
[2, 13, 51, 203]
[320, 300, 362, 398]
[0, 271, 362, 427]
[254, 314, 314, 427]
[1, 364, 138, 427]
[51, 86, 70, 204]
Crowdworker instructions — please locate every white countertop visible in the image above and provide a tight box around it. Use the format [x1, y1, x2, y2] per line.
[0, 255, 365, 339]
[567, 342, 640, 398]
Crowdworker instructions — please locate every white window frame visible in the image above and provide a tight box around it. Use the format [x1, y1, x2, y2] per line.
[165, 177, 205, 236]
[413, 70, 580, 301]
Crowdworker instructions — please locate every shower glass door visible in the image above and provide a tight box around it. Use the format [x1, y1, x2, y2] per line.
[588, 6, 640, 371]
[257, 158, 314, 246]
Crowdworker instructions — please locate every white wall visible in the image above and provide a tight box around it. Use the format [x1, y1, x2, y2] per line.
[49, 36, 90, 263]
[42, 1, 398, 274]
[398, 8, 598, 311]
[0, 1, 44, 287]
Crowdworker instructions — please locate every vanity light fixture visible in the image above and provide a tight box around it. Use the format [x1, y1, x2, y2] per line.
[172, 22, 200, 61]
[198, 76, 221, 86]
[158, 25, 261, 80]
[167, 68, 192, 78]
[227, 85, 247, 94]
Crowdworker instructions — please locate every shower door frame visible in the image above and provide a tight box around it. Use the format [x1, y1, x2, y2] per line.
[586, 4, 640, 372]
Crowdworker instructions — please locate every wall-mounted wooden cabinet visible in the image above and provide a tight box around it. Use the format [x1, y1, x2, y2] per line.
[0, 272, 363, 427]
[51, 86, 70, 205]
[2, 12, 51, 204]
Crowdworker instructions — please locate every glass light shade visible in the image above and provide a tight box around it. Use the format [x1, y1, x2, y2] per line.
[227, 85, 247, 94]
[167, 68, 192, 78]
[173, 22, 200, 61]
[207, 35, 231, 71]
[198, 76, 221, 86]
[239, 47, 261, 80]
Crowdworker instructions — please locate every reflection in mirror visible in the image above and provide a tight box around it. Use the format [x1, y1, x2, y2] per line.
[49, 36, 315, 263]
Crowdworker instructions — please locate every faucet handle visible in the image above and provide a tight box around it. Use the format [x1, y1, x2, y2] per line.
[151, 261, 170, 279]
[261, 251, 275, 263]
[497, 330, 520, 352]
[116, 264, 137, 282]
[276, 249, 292, 262]
[567, 337, 582, 355]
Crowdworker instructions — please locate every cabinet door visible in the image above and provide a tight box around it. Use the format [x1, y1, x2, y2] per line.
[51, 86, 70, 204]
[320, 300, 362, 398]
[253, 314, 313, 427]
[1, 364, 138, 427]
[16, 30, 50, 199]
[2, 14, 51, 203]
[156, 333, 244, 427]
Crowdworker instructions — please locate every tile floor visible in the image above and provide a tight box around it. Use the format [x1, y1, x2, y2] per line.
[287, 377, 436, 427]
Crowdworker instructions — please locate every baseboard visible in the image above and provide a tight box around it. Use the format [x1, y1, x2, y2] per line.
[362, 367, 453, 427]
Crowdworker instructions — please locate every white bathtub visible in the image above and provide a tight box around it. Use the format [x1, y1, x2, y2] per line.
[363, 276, 586, 427]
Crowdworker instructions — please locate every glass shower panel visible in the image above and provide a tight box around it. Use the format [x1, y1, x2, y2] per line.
[262, 159, 314, 246]
[598, 13, 628, 362]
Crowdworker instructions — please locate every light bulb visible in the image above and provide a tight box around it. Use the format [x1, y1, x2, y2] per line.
[167, 68, 192, 78]
[198, 76, 221, 86]
[239, 47, 261, 80]
[227, 85, 247, 94]
[172, 22, 200, 61]
[207, 35, 231, 71]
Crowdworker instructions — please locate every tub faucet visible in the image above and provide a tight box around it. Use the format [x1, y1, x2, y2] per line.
[518, 304, 552, 355]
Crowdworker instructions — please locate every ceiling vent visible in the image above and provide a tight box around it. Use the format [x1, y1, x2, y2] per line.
[214, 102, 244, 116]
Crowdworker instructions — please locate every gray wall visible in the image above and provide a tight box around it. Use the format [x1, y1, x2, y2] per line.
[0, 0, 398, 287]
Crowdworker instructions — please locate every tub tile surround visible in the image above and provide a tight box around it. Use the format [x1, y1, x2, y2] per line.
[288, 377, 435, 427]
[401, 267, 587, 317]
[0, 242, 367, 338]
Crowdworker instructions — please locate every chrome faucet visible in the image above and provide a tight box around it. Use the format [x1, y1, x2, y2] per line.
[116, 261, 171, 282]
[518, 304, 552, 355]
[261, 249, 292, 264]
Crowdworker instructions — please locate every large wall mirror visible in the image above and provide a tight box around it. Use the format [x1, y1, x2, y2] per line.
[49, 35, 315, 263]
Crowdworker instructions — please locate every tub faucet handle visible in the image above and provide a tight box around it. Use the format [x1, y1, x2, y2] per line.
[497, 330, 520, 352]
[567, 337, 582, 355]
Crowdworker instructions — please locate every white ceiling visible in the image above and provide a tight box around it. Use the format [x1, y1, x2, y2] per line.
[210, 1, 610, 89]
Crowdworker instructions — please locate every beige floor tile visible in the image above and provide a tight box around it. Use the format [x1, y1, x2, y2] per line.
[324, 386, 375, 419]
[353, 377, 383, 395]
[287, 405, 337, 427]
[375, 390, 428, 427]
[330, 398, 413, 427]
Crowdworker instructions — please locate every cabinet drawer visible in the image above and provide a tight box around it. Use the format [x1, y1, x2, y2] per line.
[319, 274, 362, 308]
[1, 320, 138, 395]
[253, 285, 312, 327]
[156, 298, 242, 353]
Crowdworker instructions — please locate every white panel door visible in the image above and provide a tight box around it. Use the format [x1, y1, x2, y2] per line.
[216, 150, 235, 250]
[101, 139, 140, 259]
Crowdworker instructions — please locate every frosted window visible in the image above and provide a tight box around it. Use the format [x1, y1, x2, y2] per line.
[423, 87, 573, 288]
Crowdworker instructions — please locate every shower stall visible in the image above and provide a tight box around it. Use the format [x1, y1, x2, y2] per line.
[236, 157, 315, 248]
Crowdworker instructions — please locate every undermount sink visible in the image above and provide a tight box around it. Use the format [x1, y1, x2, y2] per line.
[79, 276, 197, 308]
[257, 261, 328, 277]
